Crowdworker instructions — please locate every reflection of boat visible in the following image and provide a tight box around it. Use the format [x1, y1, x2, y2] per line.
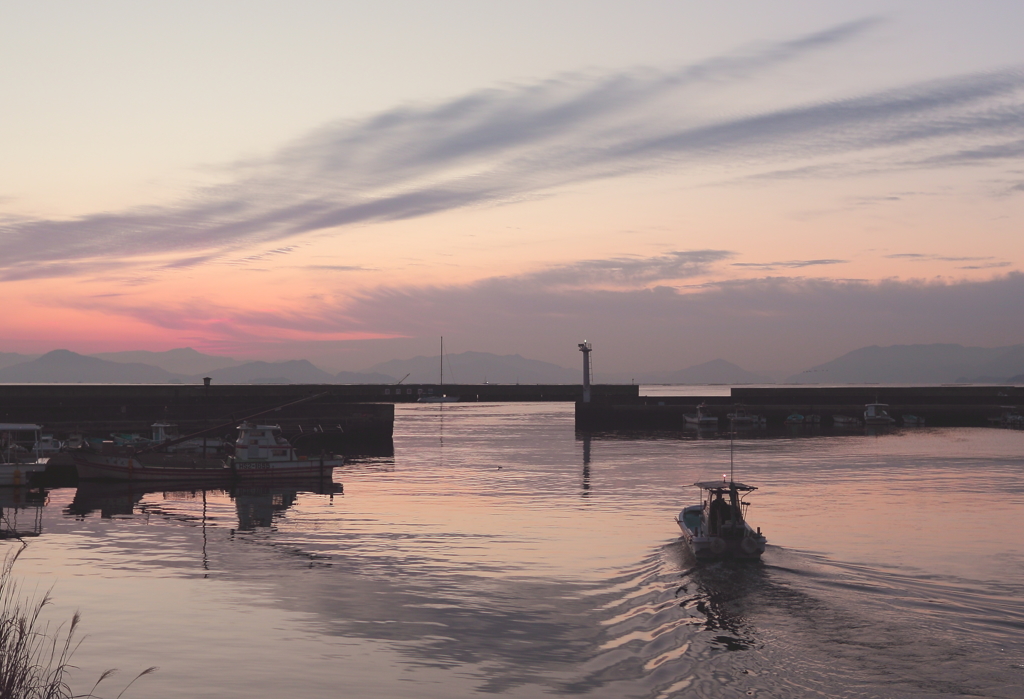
[418, 337, 460, 403]
[677, 479, 766, 560]
[67, 477, 341, 527]
[864, 403, 895, 426]
[0, 486, 46, 538]
[684, 403, 719, 428]
[832, 415, 862, 428]
[1, 423, 50, 486]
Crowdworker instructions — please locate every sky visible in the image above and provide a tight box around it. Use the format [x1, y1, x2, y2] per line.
[2, 1, 1024, 375]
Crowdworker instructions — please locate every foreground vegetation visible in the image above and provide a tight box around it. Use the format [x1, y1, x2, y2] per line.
[0, 545, 156, 699]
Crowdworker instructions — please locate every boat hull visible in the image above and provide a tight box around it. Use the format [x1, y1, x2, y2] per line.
[0, 462, 47, 487]
[72, 451, 345, 482]
[676, 505, 766, 560]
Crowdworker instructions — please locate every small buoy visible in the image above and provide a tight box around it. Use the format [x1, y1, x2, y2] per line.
[710, 537, 727, 555]
[740, 537, 758, 555]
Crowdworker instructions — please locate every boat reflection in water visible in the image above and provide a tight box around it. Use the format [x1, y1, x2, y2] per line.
[65, 477, 342, 530]
[0, 486, 47, 539]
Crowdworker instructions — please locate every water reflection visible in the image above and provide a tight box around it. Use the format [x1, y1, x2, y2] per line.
[65, 478, 341, 531]
[0, 487, 46, 538]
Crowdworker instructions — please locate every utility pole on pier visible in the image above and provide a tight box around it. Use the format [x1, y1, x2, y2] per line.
[578, 341, 592, 403]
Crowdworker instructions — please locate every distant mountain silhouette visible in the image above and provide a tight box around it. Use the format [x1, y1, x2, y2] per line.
[366, 351, 579, 384]
[92, 347, 241, 375]
[788, 344, 1024, 384]
[336, 371, 398, 384]
[204, 360, 337, 384]
[0, 352, 39, 371]
[0, 349, 183, 383]
[633, 359, 771, 384]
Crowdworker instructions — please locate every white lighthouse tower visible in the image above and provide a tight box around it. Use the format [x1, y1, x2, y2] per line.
[578, 341, 593, 403]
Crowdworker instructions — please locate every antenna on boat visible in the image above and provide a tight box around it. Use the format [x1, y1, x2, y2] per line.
[729, 430, 734, 485]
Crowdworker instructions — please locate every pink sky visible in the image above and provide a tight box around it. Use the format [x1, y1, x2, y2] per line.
[3, 3, 1024, 374]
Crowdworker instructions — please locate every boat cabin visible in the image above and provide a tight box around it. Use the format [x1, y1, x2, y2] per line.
[0, 424, 45, 464]
[235, 423, 298, 462]
[695, 480, 757, 538]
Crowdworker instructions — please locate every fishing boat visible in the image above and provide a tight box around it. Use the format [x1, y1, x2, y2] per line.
[863, 403, 896, 426]
[684, 403, 719, 428]
[228, 422, 344, 478]
[419, 337, 460, 403]
[72, 422, 342, 481]
[1, 424, 50, 487]
[832, 414, 862, 428]
[676, 479, 766, 560]
[726, 406, 765, 428]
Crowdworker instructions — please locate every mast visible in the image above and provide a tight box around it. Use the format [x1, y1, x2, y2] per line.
[440, 336, 444, 389]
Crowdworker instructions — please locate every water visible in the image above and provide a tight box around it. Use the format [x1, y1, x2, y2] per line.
[5, 403, 1024, 698]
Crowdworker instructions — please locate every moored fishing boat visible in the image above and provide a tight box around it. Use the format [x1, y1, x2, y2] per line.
[684, 403, 719, 428]
[72, 422, 343, 481]
[1, 423, 50, 486]
[864, 402, 896, 426]
[228, 422, 344, 478]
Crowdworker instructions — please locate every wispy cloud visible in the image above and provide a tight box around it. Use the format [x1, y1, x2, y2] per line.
[731, 259, 848, 270]
[4, 18, 1024, 282]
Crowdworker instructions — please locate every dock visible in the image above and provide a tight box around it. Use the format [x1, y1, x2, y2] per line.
[575, 385, 1024, 430]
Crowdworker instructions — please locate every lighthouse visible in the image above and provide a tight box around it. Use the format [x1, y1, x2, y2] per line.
[578, 341, 592, 403]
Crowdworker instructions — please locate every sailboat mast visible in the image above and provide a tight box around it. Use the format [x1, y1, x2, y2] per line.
[440, 336, 444, 389]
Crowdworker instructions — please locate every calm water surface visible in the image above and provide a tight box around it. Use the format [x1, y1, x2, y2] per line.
[7, 403, 1024, 698]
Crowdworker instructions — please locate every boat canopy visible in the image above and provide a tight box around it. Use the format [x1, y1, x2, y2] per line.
[0, 424, 43, 431]
[694, 480, 757, 492]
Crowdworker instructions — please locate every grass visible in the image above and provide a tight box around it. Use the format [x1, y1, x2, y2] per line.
[0, 545, 157, 699]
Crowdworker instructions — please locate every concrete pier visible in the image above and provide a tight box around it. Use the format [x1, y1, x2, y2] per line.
[575, 385, 1024, 430]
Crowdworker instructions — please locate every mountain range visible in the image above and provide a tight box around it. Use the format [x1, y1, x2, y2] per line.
[787, 343, 1024, 384]
[0, 344, 1021, 385]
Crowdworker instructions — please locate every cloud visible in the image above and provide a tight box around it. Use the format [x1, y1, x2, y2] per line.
[57, 242, 1024, 372]
[3, 19, 1024, 282]
[514, 250, 732, 287]
[731, 259, 847, 270]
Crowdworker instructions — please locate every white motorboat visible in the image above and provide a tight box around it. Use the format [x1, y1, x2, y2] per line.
[229, 422, 344, 478]
[726, 406, 765, 428]
[832, 414, 862, 428]
[864, 403, 896, 426]
[677, 479, 766, 560]
[684, 403, 719, 428]
[902, 414, 926, 427]
[1, 423, 50, 487]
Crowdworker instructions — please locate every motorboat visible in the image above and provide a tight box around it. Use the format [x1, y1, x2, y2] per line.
[832, 414, 862, 428]
[229, 422, 344, 478]
[726, 406, 765, 428]
[902, 414, 926, 427]
[684, 403, 719, 428]
[864, 403, 896, 426]
[0, 423, 50, 487]
[784, 413, 804, 425]
[677, 479, 766, 560]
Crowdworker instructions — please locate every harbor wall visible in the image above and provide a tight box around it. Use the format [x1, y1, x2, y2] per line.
[575, 385, 1024, 430]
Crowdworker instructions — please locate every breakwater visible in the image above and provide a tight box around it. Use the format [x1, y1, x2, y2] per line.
[575, 385, 1024, 430]
[0, 384, 394, 454]
[0, 383, 637, 447]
